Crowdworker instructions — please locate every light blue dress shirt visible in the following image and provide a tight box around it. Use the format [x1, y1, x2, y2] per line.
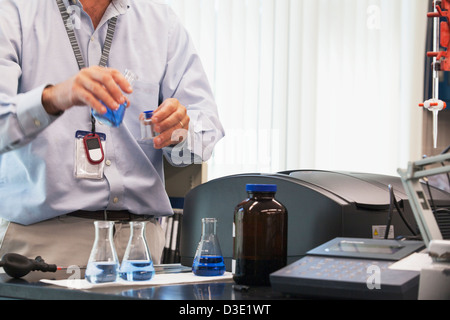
[0, 0, 224, 225]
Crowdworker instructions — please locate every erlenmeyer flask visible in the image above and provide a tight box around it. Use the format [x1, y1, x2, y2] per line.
[192, 218, 226, 276]
[91, 69, 138, 127]
[119, 221, 155, 281]
[85, 221, 119, 283]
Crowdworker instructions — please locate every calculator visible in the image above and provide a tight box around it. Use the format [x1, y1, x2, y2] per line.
[270, 238, 425, 300]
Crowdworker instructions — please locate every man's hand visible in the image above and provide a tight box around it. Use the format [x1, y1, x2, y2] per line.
[151, 98, 190, 149]
[41, 66, 132, 116]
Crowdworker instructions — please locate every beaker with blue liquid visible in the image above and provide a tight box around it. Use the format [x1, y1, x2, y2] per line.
[91, 69, 138, 127]
[119, 221, 155, 281]
[192, 218, 226, 276]
[85, 221, 120, 284]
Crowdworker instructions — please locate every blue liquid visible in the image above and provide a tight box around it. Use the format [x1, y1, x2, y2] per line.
[192, 255, 226, 276]
[85, 262, 119, 284]
[119, 260, 155, 281]
[91, 101, 127, 127]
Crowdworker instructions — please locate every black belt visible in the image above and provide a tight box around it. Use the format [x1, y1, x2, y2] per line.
[67, 210, 153, 221]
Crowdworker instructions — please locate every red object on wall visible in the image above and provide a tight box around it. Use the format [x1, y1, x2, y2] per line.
[427, 0, 450, 71]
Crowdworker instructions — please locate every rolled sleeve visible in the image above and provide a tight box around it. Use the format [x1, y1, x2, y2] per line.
[160, 8, 225, 166]
[0, 85, 58, 154]
[16, 85, 55, 137]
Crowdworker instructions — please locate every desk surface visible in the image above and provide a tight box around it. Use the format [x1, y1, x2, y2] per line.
[0, 265, 296, 301]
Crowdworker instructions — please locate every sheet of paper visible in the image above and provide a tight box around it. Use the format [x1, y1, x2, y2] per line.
[389, 253, 433, 272]
[40, 272, 233, 290]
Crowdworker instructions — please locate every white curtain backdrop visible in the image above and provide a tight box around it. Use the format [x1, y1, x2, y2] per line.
[167, 0, 428, 181]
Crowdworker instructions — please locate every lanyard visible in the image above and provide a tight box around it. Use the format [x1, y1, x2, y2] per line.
[56, 0, 118, 131]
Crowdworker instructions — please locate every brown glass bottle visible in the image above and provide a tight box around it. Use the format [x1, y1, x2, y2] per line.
[233, 184, 287, 286]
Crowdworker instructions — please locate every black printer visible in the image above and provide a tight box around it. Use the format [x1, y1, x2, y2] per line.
[179, 170, 450, 270]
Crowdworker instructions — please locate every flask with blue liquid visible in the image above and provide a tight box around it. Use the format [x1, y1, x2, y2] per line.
[192, 218, 226, 276]
[91, 69, 138, 127]
[85, 221, 119, 284]
[119, 221, 155, 281]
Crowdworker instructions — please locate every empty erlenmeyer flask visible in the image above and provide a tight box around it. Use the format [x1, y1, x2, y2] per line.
[85, 221, 119, 283]
[192, 218, 226, 276]
[119, 221, 155, 281]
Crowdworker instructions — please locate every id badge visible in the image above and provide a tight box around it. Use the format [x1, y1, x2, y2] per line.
[83, 133, 104, 164]
[75, 130, 106, 180]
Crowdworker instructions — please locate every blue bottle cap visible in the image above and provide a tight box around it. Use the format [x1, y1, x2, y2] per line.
[144, 110, 154, 119]
[246, 184, 277, 192]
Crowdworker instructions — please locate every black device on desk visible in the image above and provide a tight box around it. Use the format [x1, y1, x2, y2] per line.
[180, 170, 450, 271]
[270, 237, 425, 300]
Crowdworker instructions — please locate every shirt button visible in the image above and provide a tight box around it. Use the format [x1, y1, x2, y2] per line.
[105, 160, 111, 166]
[90, 35, 95, 42]
[33, 119, 41, 127]
[113, 197, 119, 204]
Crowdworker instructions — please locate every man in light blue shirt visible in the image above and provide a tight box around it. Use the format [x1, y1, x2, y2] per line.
[0, 0, 224, 267]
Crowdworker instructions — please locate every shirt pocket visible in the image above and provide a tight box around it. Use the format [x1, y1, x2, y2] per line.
[129, 80, 160, 110]
[126, 81, 160, 142]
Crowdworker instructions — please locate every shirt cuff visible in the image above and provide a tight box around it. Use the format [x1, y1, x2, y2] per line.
[16, 85, 57, 137]
[163, 125, 203, 166]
